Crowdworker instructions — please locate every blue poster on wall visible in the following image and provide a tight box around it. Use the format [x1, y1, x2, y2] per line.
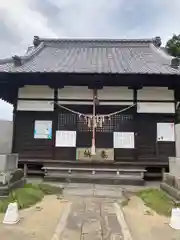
[34, 121, 52, 139]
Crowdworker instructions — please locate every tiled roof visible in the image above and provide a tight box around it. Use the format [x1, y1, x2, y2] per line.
[0, 36, 179, 75]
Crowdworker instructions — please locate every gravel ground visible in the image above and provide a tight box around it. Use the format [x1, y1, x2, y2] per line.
[123, 196, 180, 240]
[0, 195, 67, 240]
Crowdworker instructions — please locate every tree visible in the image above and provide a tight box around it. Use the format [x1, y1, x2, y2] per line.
[166, 34, 180, 57]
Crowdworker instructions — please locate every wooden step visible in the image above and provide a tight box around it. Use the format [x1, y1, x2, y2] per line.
[42, 166, 146, 173]
[42, 166, 146, 178]
[19, 159, 168, 167]
[42, 164, 146, 186]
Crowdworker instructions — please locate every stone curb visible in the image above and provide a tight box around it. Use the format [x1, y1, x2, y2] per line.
[160, 182, 180, 201]
[51, 201, 72, 240]
[114, 203, 133, 240]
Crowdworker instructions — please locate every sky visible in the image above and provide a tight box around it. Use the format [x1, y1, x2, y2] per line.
[0, 0, 180, 120]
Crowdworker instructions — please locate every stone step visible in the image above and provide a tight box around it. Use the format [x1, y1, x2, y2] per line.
[44, 173, 145, 186]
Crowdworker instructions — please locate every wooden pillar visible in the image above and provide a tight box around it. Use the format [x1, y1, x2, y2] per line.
[175, 89, 180, 158]
[24, 163, 28, 177]
[161, 167, 165, 181]
[12, 87, 18, 153]
[91, 89, 97, 155]
[52, 88, 58, 160]
[133, 88, 138, 161]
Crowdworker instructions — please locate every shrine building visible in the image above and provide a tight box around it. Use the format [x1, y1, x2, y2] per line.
[0, 36, 180, 184]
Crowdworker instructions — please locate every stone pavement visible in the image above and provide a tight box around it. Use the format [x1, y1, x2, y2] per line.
[59, 183, 123, 198]
[60, 196, 124, 240]
[28, 180, 133, 239]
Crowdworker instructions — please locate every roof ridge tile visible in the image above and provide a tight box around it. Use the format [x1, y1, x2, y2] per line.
[38, 36, 154, 44]
[12, 42, 45, 67]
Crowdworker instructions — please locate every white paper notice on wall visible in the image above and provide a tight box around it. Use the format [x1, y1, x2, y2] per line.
[34, 121, 52, 139]
[55, 131, 76, 147]
[113, 132, 134, 149]
[157, 122, 175, 142]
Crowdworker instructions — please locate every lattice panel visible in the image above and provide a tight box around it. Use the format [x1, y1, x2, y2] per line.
[58, 113, 77, 130]
[58, 113, 133, 132]
[96, 114, 133, 132]
[77, 117, 92, 132]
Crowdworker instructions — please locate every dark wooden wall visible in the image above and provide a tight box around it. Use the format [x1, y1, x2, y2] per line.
[13, 111, 54, 159]
[13, 105, 175, 165]
[135, 114, 175, 163]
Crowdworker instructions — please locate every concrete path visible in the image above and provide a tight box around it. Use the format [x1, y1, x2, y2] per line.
[50, 183, 131, 240]
[59, 183, 123, 198]
[58, 197, 124, 240]
[28, 180, 134, 239]
[29, 178, 123, 198]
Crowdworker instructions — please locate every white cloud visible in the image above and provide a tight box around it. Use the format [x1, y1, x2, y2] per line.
[0, 1, 57, 38]
[48, 0, 124, 37]
[147, 0, 180, 44]
[0, 0, 180, 52]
